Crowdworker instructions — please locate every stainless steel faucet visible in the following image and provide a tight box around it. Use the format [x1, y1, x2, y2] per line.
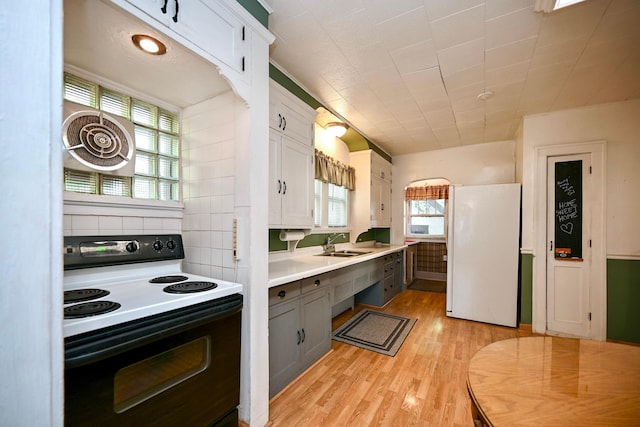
[323, 233, 345, 253]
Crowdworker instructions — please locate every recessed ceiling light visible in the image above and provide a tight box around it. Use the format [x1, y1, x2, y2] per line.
[131, 34, 167, 55]
[477, 91, 494, 101]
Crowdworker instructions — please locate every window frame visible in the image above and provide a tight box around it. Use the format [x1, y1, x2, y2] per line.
[62, 72, 181, 202]
[405, 198, 447, 239]
[313, 179, 350, 232]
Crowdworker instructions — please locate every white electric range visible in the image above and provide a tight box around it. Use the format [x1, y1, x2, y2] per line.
[63, 234, 242, 338]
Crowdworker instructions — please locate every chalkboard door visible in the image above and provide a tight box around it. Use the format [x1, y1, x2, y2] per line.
[546, 154, 591, 338]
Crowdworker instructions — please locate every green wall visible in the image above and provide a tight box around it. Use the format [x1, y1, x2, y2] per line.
[520, 254, 533, 325]
[607, 259, 640, 343]
[268, 230, 350, 252]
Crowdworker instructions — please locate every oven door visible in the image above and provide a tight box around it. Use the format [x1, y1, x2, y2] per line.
[64, 294, 242, 427]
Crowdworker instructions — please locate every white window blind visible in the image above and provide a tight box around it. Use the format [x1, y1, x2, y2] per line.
[63, 73, 180, 201]
[327, 184, 347, 227]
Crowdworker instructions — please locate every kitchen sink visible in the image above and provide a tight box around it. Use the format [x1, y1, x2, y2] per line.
[316, 250, 371, 257]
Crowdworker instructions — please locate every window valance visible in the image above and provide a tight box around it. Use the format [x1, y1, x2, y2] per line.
[315, 149, 356, 190]
[405, 184, 449, 200]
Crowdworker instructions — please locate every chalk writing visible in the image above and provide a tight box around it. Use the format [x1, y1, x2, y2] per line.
[557, 177, 576, 196]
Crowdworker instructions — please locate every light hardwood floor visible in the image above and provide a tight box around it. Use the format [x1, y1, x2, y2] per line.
[267, 289, 535, 426]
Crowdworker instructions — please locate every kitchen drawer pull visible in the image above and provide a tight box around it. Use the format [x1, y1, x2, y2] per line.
[172, 0, 179, 22]
[160, 0, 168, 13]
[277, 290, 286, 298]
[314, 279, 320, 286]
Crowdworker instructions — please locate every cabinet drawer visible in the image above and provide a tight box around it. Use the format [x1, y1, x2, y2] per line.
[269, 281, 301, 306]
[383, 261, 394, 278]
[331, 267, 353, 304]
[301, 272, 332, 294]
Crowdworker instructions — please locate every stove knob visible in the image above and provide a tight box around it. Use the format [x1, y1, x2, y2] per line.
[153, 240, 164, 251]
[167, 240, 176, 250]
[126, 241, 138, 253]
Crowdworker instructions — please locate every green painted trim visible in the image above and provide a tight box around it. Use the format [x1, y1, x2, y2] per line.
[268, 64, 390, 161]
[269, 64, 323, 110]
[607, 258, 640, 344]
[235, 0, 269, 28]
[269, 230, 350, 252]
[520, 254, 533, 325]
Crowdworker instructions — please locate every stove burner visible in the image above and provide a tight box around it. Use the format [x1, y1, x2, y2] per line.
[149, 275, 189, 284]
[64, 301, 121, 319]
[163, 281, 217, 294]
[64, 288, 110, 304]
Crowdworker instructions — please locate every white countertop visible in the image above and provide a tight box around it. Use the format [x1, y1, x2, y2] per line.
[268, 244, 407, 287]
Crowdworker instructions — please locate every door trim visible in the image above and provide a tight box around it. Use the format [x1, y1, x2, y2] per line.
[533, 141, 607, 340]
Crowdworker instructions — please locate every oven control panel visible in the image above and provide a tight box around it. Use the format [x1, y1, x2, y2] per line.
[63, 234, 185, 270]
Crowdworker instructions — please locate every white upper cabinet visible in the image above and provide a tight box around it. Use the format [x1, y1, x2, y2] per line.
[113, 0, 250, 97]
[350, 150, 392, 237]
[269, 80, 316, 229]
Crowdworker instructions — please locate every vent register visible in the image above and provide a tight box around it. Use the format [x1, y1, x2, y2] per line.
[62, 101, 136, 176]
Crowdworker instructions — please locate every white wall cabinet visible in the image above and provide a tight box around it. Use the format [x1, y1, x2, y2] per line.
[349, 150, 392, 238]
[113, 0, 249, 89]
[269, 81, 316, 228]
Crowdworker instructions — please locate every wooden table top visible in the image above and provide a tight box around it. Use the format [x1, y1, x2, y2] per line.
[467, 336, 640, 426]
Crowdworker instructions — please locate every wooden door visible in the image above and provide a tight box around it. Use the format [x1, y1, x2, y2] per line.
[546, 154, 591, 337]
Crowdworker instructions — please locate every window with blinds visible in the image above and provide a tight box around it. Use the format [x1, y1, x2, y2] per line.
[314, 179, 348, 229]
[63, 73, 180, 201]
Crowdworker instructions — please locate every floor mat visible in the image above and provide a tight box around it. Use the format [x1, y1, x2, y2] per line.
[332, 309, 416, 357]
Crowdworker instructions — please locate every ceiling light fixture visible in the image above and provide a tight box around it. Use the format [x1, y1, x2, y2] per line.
[325, 122, 349, 137]
[132, 34, 167, 55]
[477, 91, 494, 101]
[533, 0, 587, 13]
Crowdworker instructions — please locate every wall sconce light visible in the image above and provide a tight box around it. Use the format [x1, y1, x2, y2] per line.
[325, 122, 349, 138]
[132, 34, 167, 55]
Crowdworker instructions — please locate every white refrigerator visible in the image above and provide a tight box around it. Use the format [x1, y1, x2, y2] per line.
[446, 183, 521, 327]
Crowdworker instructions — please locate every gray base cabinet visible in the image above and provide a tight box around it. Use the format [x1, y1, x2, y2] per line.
[356, 250, 404, 306]
[268, 273, 331, 397]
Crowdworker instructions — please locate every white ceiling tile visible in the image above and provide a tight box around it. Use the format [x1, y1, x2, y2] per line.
[441, 64, 484, 92]
[430, 5, 484, 51]
[437, 38, 484, 77]
[486, 37, 538, 70]
[424, 0, 484, 22]
[390, 40, 439, 74]
[485, 7, 542, 50]
[365, 0, 426, 24]
[374, 6, 432, 51]
[485, 0, 534, 20]
[486, 61, 530, 87]
[424, 107, 456, 128]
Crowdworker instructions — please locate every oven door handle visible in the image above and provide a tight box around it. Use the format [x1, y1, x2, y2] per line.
[65, 293, 242, 369]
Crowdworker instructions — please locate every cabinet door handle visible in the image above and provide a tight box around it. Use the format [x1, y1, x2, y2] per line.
[277, 179, 282, 194]
[172, 0, 179, 22]
[278, 113, 282, 129]
[301, 328, 305, 343]
[297, 330, 301, 345]
[277, 290, 286, 298]
[282, 181, 287, 195]
[160, 0, 168, 13]
[282, 117, 287, 131]
[381, 203, 385, 211]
